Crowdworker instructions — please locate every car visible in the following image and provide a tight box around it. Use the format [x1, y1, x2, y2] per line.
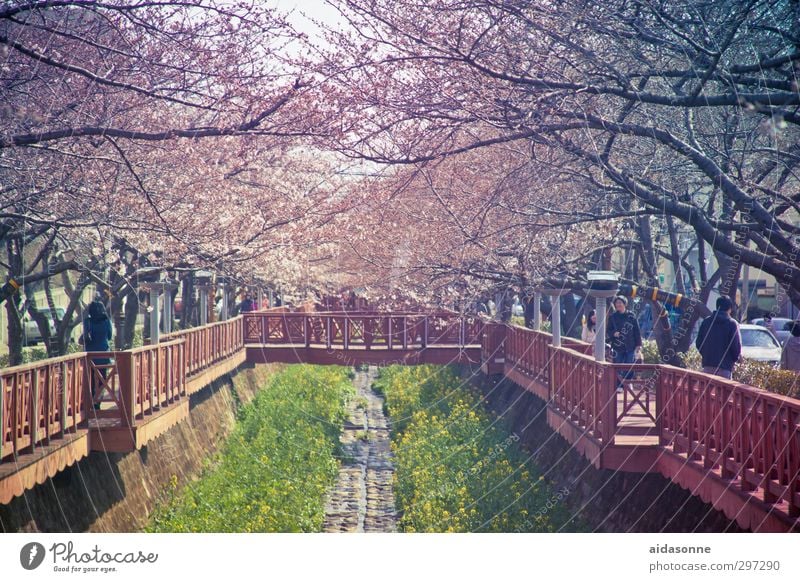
[739, 324, 782, 365]
[749, 317, 794, 346]
[23, 307, 66, 345]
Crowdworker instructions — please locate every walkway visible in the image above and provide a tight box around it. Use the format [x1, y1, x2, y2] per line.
[323, 367, 397, 533]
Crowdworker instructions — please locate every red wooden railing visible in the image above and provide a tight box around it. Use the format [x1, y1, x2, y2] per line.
[87, 340, 186, 427]
[505, 325, 552, 385]
[549, 345, 615, 443]
[1, 353, 89, 461]
[162, 316, 243, 378]
[659, 366, 800, 516]
[243, 312, 484, 349]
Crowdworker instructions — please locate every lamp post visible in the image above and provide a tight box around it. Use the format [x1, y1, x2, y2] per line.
[136, 268, 161, 345]
[541, 286, 571, 347]
[218, 276, 229, 321]
[255, 286, 264, 311]
[586, 270, 620, 363]
[147, 272, 178, 341]
[196, 270, 213, 326]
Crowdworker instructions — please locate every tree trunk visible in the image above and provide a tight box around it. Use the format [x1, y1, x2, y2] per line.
[6, 295, 24, 366]
[563, 293, 581, 338]
[117, 289, 139, 349]
[181, 272, 195, 329]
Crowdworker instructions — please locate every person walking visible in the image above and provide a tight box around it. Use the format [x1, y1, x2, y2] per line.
[780, 322, 800, 372]
[82, 298, 113, 410]
[239, 293, 256, 313]
[607, 296, 642, 364]
[522, 290, 537, 329]
[607, 296, 642, 391]
[695, 297, 741, 379]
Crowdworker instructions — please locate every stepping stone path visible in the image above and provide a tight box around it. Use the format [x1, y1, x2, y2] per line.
[323, 367, 397, 532]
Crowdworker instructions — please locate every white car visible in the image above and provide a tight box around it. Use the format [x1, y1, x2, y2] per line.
[739, 324, 782, 365]
[749, 317, 794, 346]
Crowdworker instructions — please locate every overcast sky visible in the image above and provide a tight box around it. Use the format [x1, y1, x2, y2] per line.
[274, 0, 347, 41]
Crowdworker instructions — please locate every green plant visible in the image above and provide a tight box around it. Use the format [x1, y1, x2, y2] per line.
[147, 365, 354, 532]
[376, 365, 579, 532]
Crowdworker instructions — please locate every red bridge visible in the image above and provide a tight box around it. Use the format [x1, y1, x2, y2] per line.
[1, 308, 798, 532]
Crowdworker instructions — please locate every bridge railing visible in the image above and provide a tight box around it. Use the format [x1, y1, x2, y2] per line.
[659, 366, 800, 515]
[162, 316, 243, 378]
[243, 312, 484, 349]
[505, 325, 552, 385]
[502, 323, 800, 514]
[90, 339, 186, 427]
[1, 353, 89, 462]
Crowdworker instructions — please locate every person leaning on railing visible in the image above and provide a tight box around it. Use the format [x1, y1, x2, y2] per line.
[82, 298, 113, 410]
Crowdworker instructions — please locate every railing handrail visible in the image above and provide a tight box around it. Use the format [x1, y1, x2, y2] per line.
[241, 311, 484, 319]
[0, 351, 87, 376]
[658, 362, 800, 408]
[161, 315, 243, 341]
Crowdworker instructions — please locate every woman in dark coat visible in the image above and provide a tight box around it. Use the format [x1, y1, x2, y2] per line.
[83, 299, 113, 409]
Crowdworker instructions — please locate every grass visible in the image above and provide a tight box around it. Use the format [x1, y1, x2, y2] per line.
[146, 364, 354, 532]
[374, 365, 579, 532]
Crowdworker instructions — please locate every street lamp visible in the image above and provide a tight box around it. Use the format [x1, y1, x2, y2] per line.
[539, 283, 572, 347]
[196, 270, 213, 325]
[586, 270, 620, 363]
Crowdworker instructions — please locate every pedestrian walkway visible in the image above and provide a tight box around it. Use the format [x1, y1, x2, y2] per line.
[323, 367, 397, 532]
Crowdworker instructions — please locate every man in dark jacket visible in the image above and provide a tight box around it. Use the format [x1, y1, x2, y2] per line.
[695, 297, 741, 379]
[239, 294, 256, 313]
[83, 298, 113, 409]
[607, 295, 642, 364]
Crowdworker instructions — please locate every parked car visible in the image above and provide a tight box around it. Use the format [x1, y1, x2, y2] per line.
[23, 307, 66, 345]
[739, 324, 782, 365]
[749, 317, 794, 346]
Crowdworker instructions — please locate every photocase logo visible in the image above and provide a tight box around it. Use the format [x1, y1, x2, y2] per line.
[20, 542, 46, 570]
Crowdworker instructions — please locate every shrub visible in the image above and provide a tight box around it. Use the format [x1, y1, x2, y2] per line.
[376, 365, 578, 532]
[147, 365, 353, 532]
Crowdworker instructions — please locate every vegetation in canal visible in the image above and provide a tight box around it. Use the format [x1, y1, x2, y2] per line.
[374, 365, 577, 533]
[146, 365, 353, 532]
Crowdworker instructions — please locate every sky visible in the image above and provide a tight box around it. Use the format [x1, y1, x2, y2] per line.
[273, 0, 347, 41]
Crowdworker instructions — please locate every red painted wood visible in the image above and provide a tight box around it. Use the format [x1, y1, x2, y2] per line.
[1, 354, 87, 462]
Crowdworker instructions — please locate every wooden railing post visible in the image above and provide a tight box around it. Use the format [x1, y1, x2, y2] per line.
[60, 361, 68, 436]
[30, 369, 39, 452]
[116, 352, 136, 428]
[304, 316, 310, 349]
[344, 317, 349, 350]
[656, 368, 666, 446]
[11, 372, 19, 455]
[181, 341, 187, 397]
[326, 316, 332, 350]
